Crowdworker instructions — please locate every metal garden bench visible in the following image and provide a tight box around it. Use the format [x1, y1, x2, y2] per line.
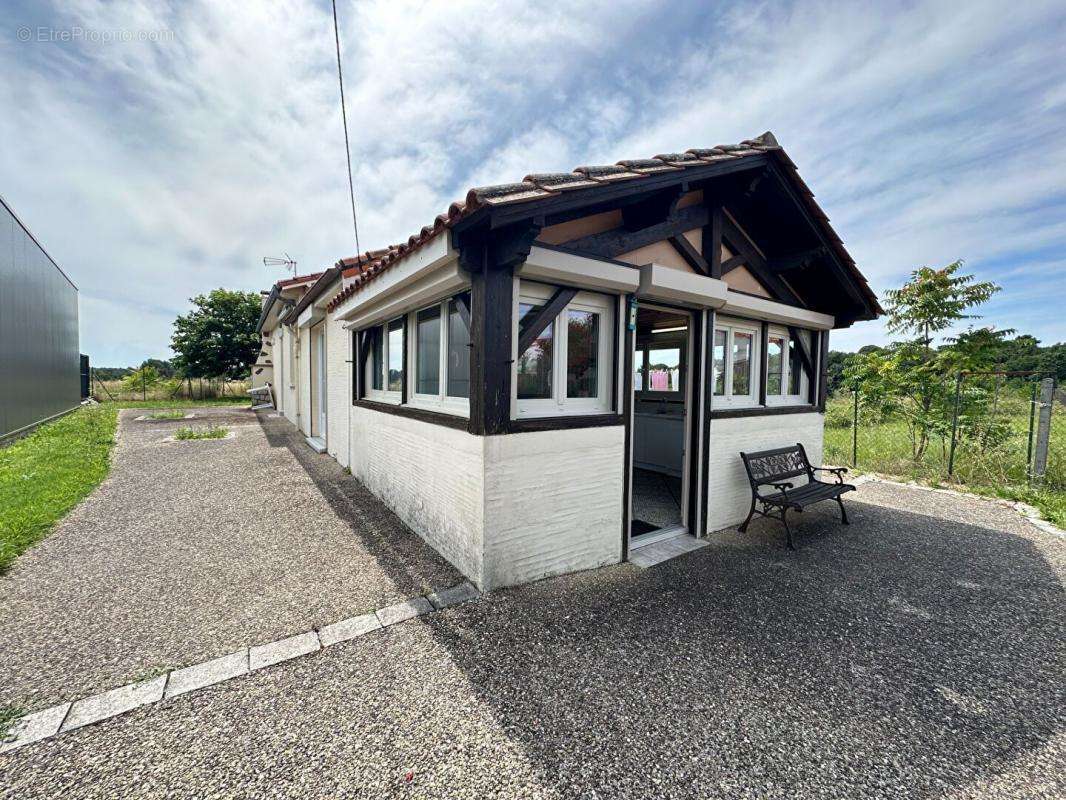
[738, 443, 855, 549]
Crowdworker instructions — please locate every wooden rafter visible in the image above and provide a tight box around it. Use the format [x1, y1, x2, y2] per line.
[454, 291, 472, 331]
[563, 205, 708, 259]
[787, 325, 814, 378]
[516, 287, 577, 356]
[668, 234, 709, 275]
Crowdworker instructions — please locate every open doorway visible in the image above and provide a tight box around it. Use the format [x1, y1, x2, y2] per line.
[630, 305, 691, 544]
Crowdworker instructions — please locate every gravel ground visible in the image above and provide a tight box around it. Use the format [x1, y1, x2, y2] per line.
[0, 407, 462, 712]
[1, 479, 1063, 798]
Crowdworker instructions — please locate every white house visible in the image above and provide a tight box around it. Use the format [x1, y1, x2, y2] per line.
[255, 132, 881, 591]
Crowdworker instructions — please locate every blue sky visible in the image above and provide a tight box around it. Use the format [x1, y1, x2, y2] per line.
[1, 0, 1064, 365]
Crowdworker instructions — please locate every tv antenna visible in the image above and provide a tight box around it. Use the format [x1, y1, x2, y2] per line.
[263, 253, 297, 278]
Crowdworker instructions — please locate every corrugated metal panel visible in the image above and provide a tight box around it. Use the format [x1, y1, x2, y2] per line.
[0, 195, 80, 439]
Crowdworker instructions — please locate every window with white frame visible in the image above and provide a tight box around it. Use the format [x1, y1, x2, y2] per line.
[362, 318, 402, 402]
[711, 317, 759, 406]
[514, 280, 614, 417]
[765, 325, 811, 405]
[408, 295, 471, 414]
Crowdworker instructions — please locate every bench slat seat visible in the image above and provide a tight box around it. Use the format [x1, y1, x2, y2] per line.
[738, 443, 854, 549]
[760, 480, 853, 509]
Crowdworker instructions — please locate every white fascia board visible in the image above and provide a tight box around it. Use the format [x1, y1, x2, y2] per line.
[342, 261, 465, 330]
[721, 290, 834, 329]
[334, 235, 454, 321]
[637, 263, 729, 308]
[521, 246, 640, 294]
[312, 278, 341, 310]
[297, 304, 325, 329]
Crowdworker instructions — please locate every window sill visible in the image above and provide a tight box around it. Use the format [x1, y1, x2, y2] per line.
[509, 413, 623, 433]
[353, 399, 470, 431]
[709, 404, 818, 419]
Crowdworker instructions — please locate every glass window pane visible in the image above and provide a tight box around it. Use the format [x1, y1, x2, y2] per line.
[732, 331, 752, 396]
[789, 334, 803, 395]
[387, 318, 403, 392]
[370, 327, 383, 391]
[647, 347, 681, 392]
[517, 302, 553, 399]
[415, 306, 440, 395]
[566, 310, 599, 398]
[446, 299, 470, 398]
[713, 330, 726, 395]
[634, 347, 644, 391]
[767, 335, 784, 395]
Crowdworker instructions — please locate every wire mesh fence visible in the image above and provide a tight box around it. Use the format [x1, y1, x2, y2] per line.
[89, 370, 250, 403]
[824, 374, 1062, 491]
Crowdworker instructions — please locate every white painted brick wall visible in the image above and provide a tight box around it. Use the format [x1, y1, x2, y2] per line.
[298, 328, 312, 436]
[349, 406, 485, 586]
[704, 412, 824, 533]
[277, 327, 299, 426]
[325, 315, 350, 468]
[483, 426, 624, 589]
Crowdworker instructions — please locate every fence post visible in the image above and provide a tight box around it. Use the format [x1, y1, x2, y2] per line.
[947, 372, 963, 477]
[1032, 377, 1055, 481]
[1026, 381, 1038, 483]
[851, 387, 859, 467]
[142, 368, 146, 401]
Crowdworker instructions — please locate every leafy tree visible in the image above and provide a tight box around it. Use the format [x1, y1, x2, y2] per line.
[171, 289, 261, 380]
[142, 358, 176, 378]
[884, 260, 998, 349]
[846, 262, 1000, 461]
[121, 364, 162, 393]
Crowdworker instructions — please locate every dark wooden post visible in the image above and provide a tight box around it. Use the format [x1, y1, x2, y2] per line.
[462, 220, 542, 436]
[816, 330, 829, 409]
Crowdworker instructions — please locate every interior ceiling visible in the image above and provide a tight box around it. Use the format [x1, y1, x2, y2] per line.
[636, 307, 687, 335]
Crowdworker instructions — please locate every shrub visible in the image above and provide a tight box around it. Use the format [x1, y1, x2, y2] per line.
[174, 426, 228, 440]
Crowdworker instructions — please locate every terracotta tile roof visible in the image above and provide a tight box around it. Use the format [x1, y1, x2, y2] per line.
[277, 271, 324, 288]
[325, 131, 878, 317]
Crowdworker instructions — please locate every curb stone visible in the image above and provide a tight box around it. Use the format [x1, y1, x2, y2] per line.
[0, 582, 480, 754]
[856, 475, 1064, 539]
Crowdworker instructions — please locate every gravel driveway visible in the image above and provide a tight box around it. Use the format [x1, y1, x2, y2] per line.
[0, 407, 462, 712]
[1, 473, 1063, 798]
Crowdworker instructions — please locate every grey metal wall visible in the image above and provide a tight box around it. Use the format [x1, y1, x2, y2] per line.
[0, 194, 80, 439]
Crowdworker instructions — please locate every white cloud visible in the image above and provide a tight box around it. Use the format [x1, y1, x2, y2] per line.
[0, 0, 1063, 365]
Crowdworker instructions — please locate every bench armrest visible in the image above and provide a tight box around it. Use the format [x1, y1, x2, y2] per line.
[813, 466, 848, 484]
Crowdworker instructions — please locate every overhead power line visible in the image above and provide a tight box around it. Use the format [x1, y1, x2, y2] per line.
[331, 0, 361, 256]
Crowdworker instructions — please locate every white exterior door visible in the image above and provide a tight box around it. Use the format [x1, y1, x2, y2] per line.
[317, 329, 327, 436]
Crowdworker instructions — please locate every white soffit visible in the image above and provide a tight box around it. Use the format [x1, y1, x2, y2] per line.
[342, 261, 465, 330]
[297, 304, 326, 328]
[722, 291, 834, 329]
[334, 235, 454, 322]
[521, 246, 640, 293]
[636, 263, 729, 308]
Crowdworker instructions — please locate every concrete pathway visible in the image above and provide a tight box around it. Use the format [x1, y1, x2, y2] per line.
[0, 407, 463, 713]
[1, 478, 1063, 798]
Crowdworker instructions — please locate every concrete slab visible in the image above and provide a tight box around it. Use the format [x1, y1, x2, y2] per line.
[0, 703, 70, 753]
[629, 535, 709, 568]
[61, 675, 166, 732]
[427, 582, 480, 610]
[376, 597, 433, 627]
[319, 613, 383, 647]
[249, 631, 320, 671]
[165, 650, 249, 699]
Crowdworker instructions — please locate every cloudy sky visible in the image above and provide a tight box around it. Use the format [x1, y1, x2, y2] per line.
[2, 0, 1064, 365]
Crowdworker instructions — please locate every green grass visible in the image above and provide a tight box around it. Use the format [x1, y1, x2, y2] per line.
[0, 406, 117, 572]
[824, 392, 1065, 529]
[174, 425, 229, 440]
[100, 397, 248, 409]
[0, 703, 23, 743]
[146, 410, 186, 420]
